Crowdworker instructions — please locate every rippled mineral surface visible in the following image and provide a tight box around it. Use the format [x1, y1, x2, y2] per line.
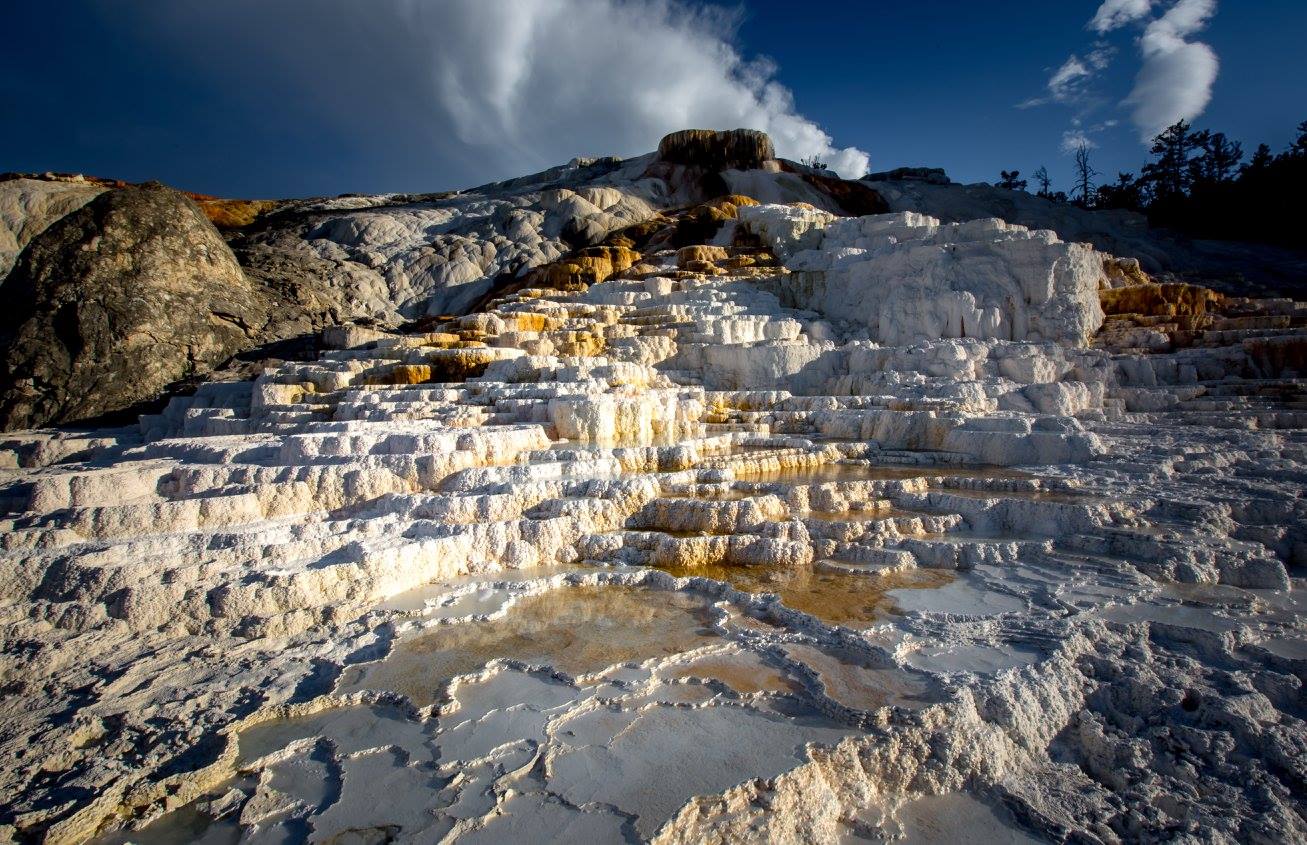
[2, 193, 1306, 845]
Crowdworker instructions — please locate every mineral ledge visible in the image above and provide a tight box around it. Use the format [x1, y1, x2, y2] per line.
[1, 140, 1305, 845]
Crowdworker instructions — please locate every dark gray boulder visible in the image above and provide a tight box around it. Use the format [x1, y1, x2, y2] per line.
[0, 184, 269, 429]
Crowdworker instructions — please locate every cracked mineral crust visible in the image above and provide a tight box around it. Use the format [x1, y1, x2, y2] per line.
[0, 132, 1304, 845]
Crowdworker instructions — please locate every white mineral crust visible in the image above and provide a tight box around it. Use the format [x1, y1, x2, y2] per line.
[0, 185, 1304, 845]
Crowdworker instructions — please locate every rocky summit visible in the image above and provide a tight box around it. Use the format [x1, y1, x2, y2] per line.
[0, 131, 1305, 845]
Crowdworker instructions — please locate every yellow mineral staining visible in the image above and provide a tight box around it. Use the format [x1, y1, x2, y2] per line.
[718, 254, 757, 270]
[648, 533, 812, 570]
[195, 198, 284, 228]
[1100, 282, 1224, 319]
[426, 348, 504, 381]
[384, 364, 432, 386]
[1096, 279, 1235, 350]
[554, 330, 606, 357]
[418, 332, 465, 348]
[726, 449, 834, 478]
[526, 245, 642, 292]
[1100, 256, 1153, 289]
[690, 194, 759, 222]
[676, 245, 730, 269]
[501, 313, 556, 333]
[669, 243, 781, 279]
[603, 217, 671, 250]
[711, 193, 760, 213]
[703, 399, 732, 425]
[361, 346, 509, 386]
[619, 262, 667, 279]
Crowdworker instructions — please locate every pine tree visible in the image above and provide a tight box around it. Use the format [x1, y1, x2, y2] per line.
[998, 170, 1028, 191]
[1095, 172, 1145, 210]
[1289, 120, 1307, 158]
[1244, 143, 1273, 174]
[1141, 120, 1200, 198]
[1198, 132, 1244, 183]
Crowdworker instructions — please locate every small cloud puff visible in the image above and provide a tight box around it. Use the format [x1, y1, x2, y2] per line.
[1061, 130, 1098, 154]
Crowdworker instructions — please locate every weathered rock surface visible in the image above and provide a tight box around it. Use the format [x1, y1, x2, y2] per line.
[0, 134, 1305, 845]
[744, 207, 1106, 346]
[656, 128, 776, 170]
[868, 175, 1307, 295]
[0, 177, 107, 278]
[0, 133, 899, 436]
[0, 184, 267, 430]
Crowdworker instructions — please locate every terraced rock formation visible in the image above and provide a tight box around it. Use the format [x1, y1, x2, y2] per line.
[0, 133, 1305, 844]
[868, 170, 1307, 297]
[1, 134, 866, 429]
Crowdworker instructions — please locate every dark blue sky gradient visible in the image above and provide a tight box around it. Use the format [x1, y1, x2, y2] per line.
[734, 0, 1306, 191]
[1, 1, 1303, 198]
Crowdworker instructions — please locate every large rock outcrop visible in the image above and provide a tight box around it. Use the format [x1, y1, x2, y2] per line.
[642, 129, 855, 211]
[0, 184, 267, 429]
[655, 129, 776, 170]
[229, 184, 659, 323]
[741, 205, 1106, 347]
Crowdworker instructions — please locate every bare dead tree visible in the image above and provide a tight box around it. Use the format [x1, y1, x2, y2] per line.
[1032, 165, 1052, 197]
[1073, 144, 1098, 207]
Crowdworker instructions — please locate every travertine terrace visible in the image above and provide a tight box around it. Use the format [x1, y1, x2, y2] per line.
[1, 132, 1305, 844]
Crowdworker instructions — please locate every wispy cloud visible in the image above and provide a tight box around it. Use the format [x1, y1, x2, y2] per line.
[1126, 0, 1220, 140]
[1089, 0, 1154, 34]
[1049, 56, 1093, 99]
[1018, 44, 1115, 110]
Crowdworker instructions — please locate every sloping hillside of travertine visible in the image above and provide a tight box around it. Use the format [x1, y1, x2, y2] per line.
[0, 132, 1304, 844]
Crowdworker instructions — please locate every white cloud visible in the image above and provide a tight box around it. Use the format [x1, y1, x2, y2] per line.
[1061, 130, 1099, 154]
[1125, 0, 1220, 140]
[1089, 0, 1154, 33]
[1048, 57, 1092, 100]
[1060, 117, 1121, 155]
[1019, 54, 1091, 108]
[1085, 45, 1115, 71]
[1027, 0, 1219, 152]
[1019, 43, 1115, 110]
[114, 0, 869, 185]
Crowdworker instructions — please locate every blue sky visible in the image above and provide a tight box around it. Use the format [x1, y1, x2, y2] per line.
[736, 0, 1306, 191]
[2, 1, 1303, 198]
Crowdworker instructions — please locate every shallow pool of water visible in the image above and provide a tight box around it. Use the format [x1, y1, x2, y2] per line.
[889, 571, 1026, 618]
[659, 648, 805, 695]
[651, 561, 955, 628]
[337, 585, 722, 705]
[904, 642, 1044, 675]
